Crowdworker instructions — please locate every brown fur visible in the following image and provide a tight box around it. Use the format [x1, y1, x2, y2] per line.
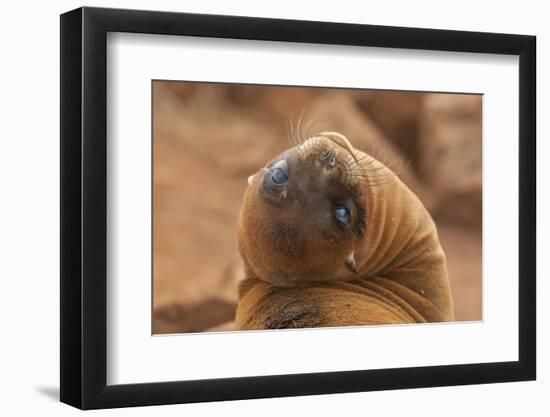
[235, 133, 454, 330]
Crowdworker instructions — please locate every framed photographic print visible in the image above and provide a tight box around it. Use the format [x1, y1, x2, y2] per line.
[60, 6, 536, 409]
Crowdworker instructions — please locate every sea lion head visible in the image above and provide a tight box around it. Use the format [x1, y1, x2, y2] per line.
[238, 132, 369, 286]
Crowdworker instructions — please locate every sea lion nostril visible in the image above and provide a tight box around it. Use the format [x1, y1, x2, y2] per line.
[319, 152, 337, 168]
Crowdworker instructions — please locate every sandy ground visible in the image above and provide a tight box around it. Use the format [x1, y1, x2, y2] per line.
[152, 82, 482, 333]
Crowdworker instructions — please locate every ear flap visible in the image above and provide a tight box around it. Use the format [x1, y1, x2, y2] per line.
[345, 252, 358, 273]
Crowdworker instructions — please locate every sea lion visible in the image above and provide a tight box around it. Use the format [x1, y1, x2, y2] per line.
[235, 132, 454, 330]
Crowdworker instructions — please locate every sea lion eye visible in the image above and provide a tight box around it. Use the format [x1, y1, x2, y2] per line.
[268, 160, 289, 186]
[334, 206, 351, 225]
[271, 168, 288, 185]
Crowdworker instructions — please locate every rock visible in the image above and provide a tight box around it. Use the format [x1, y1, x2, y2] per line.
[154, 298, 237, 334]
[354, 91, 424, 169]
[418, 94, 482, 228]
[204, 321, 236, 333]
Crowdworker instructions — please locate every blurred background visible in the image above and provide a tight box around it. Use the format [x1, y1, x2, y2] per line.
[152, 81, 482, 334]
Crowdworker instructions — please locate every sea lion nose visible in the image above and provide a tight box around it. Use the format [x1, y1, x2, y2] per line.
[319, 152, 336, 168]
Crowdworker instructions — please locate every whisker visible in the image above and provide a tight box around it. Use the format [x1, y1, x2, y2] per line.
[297, 109, 306, 144]
[287, 116, 296, 148]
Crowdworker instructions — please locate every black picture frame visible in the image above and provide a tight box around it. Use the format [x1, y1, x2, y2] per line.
[60, 6, 536, 410]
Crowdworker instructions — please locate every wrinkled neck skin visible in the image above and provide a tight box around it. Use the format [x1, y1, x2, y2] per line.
[237, 148, 454, 326]
[354, 153, 442, 279]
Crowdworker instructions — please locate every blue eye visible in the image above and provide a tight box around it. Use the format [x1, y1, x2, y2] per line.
[268, 160, 289, 187]
[270, 167, 288, 185]
[335, 206, 351, 225]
